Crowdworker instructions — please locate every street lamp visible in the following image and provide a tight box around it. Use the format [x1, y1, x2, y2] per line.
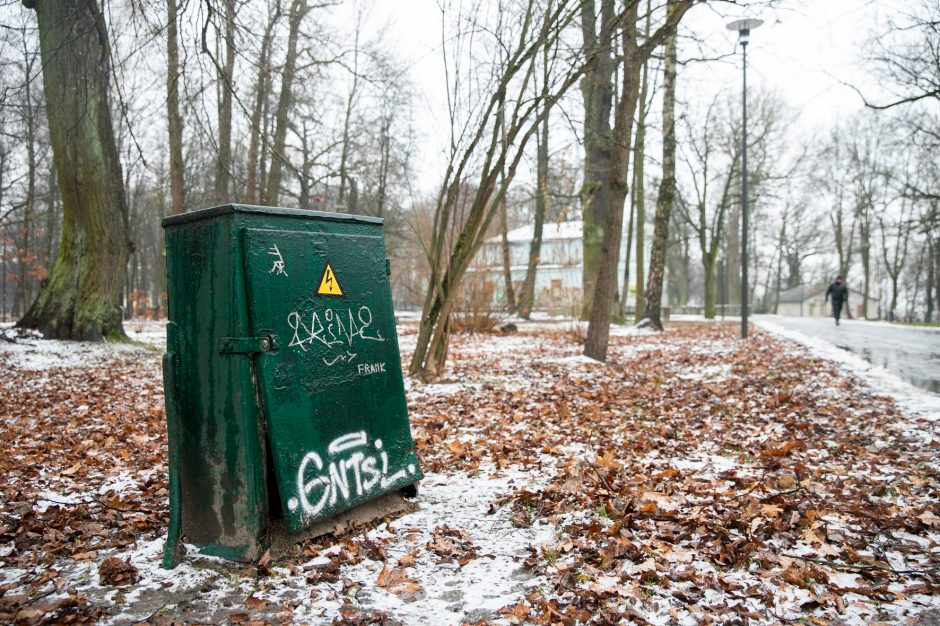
[727, 18, 762, 339]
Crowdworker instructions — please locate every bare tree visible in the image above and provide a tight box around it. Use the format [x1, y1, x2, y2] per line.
[167, 0, 185, 214]
[579, 0, 616, 318]
[631, 0, 653, 322]
[207, 0, 238, 203]
[18, 0, 130, 340]
[675, 88, 784, 319]
[583, 0, 692, 361]
[858, 0, 940, 112]
[410, 0, 599, 380]
[641, 0, 678, 330]
[262, 0, 312, 205]
[518, 19, 555, 319]
[880, 199, 914, 318]
[245, 1, 283, 204]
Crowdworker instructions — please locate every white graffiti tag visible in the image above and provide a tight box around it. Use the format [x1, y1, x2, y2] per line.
[268, 244, 288, 276]
[287, 305, 385, 361]
[286, 431, 416, 517]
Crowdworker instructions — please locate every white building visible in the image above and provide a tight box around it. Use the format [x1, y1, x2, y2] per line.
[776, 284, 879, 319]
[470, 220, 657, 313]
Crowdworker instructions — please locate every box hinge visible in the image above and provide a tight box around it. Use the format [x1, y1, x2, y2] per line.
[218, 334, 278, 354]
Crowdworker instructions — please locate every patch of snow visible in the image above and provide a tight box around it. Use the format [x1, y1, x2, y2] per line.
[673, 363, 731, 381]
[609, 324, 658, 337]
[0, 566, 27, 586]
[416, 382, 476, 396]
[97, 472, 139, 496]
[34, 490, 86, 513]
[2, 337, 156, 371]
[546, 354, 605, 366]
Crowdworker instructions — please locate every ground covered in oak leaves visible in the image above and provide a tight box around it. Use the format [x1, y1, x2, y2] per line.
[0, 319, 938, 625]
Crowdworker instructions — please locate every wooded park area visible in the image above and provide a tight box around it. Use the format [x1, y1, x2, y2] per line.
[1, 2, 940, 624]
[0, 0, 939, 377]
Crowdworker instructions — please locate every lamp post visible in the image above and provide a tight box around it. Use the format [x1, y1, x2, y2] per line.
[727, 18, 762, 339]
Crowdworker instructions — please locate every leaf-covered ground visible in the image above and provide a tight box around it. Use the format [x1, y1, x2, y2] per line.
[0, 321, 938, 625]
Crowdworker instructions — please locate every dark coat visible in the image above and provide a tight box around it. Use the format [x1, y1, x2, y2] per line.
[826, 281, 848, 303]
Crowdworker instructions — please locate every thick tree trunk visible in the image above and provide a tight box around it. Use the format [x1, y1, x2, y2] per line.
[167, 0, 185, 215]
[213, 0, 236, 204]
[44, 160, 59, 266]
[579, 0, 615, 318]
[18, 0, 130, 341]
[642, 14, 677, 330]
[263, 0, 309, 206]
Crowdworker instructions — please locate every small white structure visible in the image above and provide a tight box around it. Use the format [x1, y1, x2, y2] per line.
[470, 220, 657, 313]
[777, 284, 879, 319]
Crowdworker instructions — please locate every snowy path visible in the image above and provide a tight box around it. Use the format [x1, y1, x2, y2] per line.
[758, 315, 940, 394]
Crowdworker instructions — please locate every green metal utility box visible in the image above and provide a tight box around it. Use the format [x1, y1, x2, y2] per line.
[161, 204, 421, 565]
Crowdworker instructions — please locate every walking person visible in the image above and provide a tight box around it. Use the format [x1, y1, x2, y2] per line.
[825, 276, 849, 325]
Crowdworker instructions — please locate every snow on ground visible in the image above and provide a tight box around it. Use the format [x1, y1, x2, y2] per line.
[2, 317, 939, 624]
[0, 320, 165, 370]
[29, 469, 557, 625]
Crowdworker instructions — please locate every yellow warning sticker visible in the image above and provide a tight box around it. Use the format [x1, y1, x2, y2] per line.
[316, 263, 344, 296]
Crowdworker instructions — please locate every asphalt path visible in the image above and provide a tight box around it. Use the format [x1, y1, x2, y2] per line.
[762, 316, 940, 394]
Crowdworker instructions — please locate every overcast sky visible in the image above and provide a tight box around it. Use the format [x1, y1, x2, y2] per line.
[361, 0, 893, 194]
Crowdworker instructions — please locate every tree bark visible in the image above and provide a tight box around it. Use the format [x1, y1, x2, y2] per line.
[167, 0, 185, 215]
[263, 0, 310, 206]
[927, 241, 935, 322]
[584, 0, 690, 360]
[16, 78, 38, 316]
[499, 191, 516, 312]
[579, 0, 615, 318]
[519, 48, 551, 319]
[18, 0, 130, 341]
[213, 0, 236, 204]
[246, 1, 281, 205]
[632, 0, 652, 323]
[703, 252, 716, 318]
[642, 12, 677, 330]
[620, 178, 635, 314]
[584, 7, 641, 360]
[338, 15, 362, 210]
